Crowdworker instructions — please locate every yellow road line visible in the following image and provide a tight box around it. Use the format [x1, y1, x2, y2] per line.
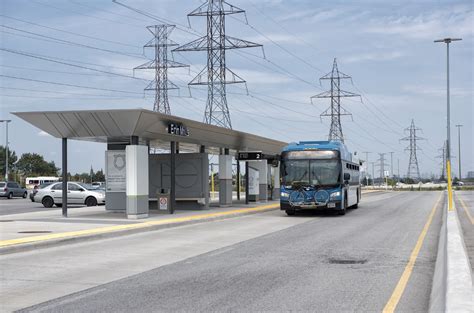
[0, 203, 279, 248]
[382, 192, 442, 313]
[457, 196, 474, 224]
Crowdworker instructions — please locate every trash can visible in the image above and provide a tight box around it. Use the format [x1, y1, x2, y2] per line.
[157, 189, 171, 214]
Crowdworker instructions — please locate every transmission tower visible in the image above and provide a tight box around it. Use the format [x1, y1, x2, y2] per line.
[436, 141, 447, 180]
[400, 119, 425, 181]
[174, 0, 262, 129]
[376, 153, 387, 180]
[311, 58, 360, 143]
[135, 24, 188, 114]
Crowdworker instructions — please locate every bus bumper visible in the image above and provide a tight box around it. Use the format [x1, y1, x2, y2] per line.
[280, 201, 342, 211]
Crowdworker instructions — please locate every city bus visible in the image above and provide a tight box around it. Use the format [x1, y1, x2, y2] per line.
[25, 177, 60, 190]
[280, 141, 361, 216]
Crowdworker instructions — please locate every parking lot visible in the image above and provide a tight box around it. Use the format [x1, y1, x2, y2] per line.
[0, 197, 91, 216]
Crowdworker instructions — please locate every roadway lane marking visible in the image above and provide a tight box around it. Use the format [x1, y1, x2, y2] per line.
[382, 192, 442, 313]
[0, 203, 279, 248]
[457, 196, 474, 224]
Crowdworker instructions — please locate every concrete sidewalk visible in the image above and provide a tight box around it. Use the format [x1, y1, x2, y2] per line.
[0, 202, 280, 254]
[1, 190, 380, 254]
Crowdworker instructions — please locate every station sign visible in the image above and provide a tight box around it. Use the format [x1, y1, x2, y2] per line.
[167, 123, 189, 137]
[237, 151, 263, 161]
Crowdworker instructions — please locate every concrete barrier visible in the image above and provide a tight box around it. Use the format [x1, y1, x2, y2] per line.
[430, 192, 473, 312]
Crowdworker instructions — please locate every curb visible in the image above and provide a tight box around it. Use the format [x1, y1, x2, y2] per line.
[430, 192, 474, 312]
[0, 204, 280, 255]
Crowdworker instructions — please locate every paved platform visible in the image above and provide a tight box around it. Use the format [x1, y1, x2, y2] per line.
[0, 201, 279, 253]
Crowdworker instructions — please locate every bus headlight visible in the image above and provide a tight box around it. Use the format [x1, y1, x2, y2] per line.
[280, 191, 290, 198]
[330, 191, 341, 200]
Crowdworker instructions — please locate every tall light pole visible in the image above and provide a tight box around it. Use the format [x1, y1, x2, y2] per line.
[363, 151, 371, 186]
[434, 37, 462, 211]
[0, 120, 12, 180]
[389, 152, 394, 179]
[456, 124, 463, 180]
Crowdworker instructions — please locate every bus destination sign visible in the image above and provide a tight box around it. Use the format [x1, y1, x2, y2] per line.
[237, 151, 263, 161]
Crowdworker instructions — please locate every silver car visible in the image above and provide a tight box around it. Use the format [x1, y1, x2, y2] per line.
[0, 181, 28, 199]
[34, 182, 106, 208]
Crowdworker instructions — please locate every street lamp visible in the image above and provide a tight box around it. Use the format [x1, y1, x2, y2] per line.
[0, 119, 12, 181]
[434, 37, 462, 211]
[456, 124, 463, 180]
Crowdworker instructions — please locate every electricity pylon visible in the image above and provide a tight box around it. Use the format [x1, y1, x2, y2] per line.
[135, 24, 188, 114]
[436, 141, 447, 180]
[311, 58, 360, 143]
[400, 119, 425, 181]
[174, 0, 262, 129]
[376, 153, 387, 180]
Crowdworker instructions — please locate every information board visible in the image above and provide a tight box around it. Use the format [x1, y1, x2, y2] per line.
[237, 151, 263, 161]
[248, 167, 260, 195]
[106, 151, 126, 192]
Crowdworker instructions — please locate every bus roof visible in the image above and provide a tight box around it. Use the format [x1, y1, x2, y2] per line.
[282, 141, 353, 161]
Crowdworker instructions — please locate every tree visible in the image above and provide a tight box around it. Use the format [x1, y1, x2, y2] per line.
[93, 169, 105, 182]
[0, 145, 18, 178]
[16, 153, 59, 177]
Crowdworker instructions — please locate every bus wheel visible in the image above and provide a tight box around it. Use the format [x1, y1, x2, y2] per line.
[339, 196, 347, 215]
[352, 191, 359, 209]
[286, 209, 296, 216]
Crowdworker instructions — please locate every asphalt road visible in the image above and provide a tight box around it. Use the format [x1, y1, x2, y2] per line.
[0, 197, 51, 216]
[6, 191, 443, 312]
[0, 197, 95, 216]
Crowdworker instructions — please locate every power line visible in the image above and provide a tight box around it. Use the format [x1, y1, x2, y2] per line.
[0, 94, 145, 101]
[0, 48, 148, 81]
[1, 74, 143, 94]
[311, 58, 360, 143]
[0, 86, 141, 98]
[227, 14, 323, 74]
[0, 64, 125, 77]
[29, 0, 144, 29]
[112, 0, 323, 92]
[248, 3, 322, 58]
[0, 14, 139, 48]
[174, 0, 263, 129]
[112, 0, 200, 36]
[67, 0, 147, 23]
[1, 47, 132, 70]
[400, 119, 425, 181]
[135, 24, 189, 114]
[0, 24, 144, 59]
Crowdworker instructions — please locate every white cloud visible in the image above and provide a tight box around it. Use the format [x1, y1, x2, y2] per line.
[233, 68, 293, 85]
[364, 7, 473, 40]
[245, 33, 303, 45]
[402, 85, 472, 97]
[343, 51, 405, 63]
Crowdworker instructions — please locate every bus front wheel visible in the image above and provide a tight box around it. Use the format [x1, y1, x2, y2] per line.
[338, 195, 347, 215]
[286, 209, 296, 216]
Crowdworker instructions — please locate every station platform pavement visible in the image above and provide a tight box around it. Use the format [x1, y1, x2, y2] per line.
[0, 199, 280, 254]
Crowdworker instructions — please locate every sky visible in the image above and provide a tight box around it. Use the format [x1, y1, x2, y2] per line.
[0, 0, 473, 178]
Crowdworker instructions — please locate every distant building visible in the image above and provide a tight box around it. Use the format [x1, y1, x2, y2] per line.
[467, 171, 474, 179]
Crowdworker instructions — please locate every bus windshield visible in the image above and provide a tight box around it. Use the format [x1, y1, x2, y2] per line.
[282, 159, 341, 187]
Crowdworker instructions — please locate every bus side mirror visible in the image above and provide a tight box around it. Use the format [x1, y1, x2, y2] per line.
[344, 173, 351, 181]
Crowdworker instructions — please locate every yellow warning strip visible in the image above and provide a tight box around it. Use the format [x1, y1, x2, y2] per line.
[382, 192, 442, 313]
[0, 203, 279, 248]
[458, 196, 474, 225]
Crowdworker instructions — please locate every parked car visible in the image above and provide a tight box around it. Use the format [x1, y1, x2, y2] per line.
[91, 182, 106, 189]
[0, 181, 28, 199]
[30, 182, 54, 202]
[34, 182, 106, 208]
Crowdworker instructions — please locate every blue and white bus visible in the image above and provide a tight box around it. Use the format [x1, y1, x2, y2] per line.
[280, 141, 361, 216]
